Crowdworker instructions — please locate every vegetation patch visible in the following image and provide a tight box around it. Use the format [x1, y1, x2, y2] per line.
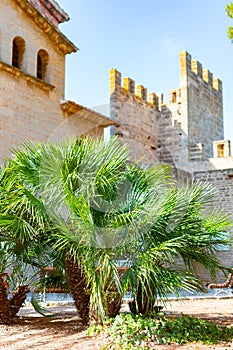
[88, 313, 233, 349]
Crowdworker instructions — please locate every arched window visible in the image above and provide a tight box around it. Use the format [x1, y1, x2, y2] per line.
[12, 41, 19, 67]
[37, 54, 43, 79]
[37, 49, 49, 81]
[12, 37, 25, 69]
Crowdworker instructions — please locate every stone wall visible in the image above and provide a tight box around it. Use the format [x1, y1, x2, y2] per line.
[0, 0, 68, 158]
[179, 51, 223, 160]
[193, 157, 233, 283]
[110, 68, 159, 164]
[157, 106, 184, 167]
[0, 0, 114, 161]
[167, 157, 233, 285]
[192, 158, 233, 217]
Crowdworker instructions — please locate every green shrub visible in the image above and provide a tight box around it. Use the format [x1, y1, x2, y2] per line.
[88, 313, 233, 349]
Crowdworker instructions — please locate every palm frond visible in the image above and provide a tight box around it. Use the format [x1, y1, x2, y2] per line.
[31, 293, 55, 317]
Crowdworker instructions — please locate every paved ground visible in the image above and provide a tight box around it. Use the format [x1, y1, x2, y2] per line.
[1, 297, 233, 349]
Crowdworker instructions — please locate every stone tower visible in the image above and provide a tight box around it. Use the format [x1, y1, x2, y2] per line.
[171, 51, 223, 161]
[110, 51, 224, 168]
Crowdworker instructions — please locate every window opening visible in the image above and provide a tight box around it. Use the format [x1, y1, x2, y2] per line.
[37, 54, 43, 79]
[37, 50, 49, 81]
[12, 37, 25, 69]
[12, 41, 19, 68]
[172, 92, 177, 103]
[217, 144, 224, 157]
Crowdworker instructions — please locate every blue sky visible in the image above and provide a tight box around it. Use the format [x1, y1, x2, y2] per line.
[57, 0, 233, 144]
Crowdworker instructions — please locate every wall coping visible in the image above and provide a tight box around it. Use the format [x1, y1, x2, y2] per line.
[0, 61, 55, 91]
[12, 0, 78, 54]
[60, 100, 115, 127]
[28, 0, 69, 26]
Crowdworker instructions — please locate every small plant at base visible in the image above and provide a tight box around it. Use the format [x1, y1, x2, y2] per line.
[88, 313, 233, 349]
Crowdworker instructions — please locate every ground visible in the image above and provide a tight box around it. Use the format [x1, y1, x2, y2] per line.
[1, 297, 233, 349]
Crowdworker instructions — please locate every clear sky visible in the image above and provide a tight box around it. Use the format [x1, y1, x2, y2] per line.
[57, 0, 233, 144]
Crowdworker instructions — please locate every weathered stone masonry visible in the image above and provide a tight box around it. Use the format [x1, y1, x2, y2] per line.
[179, 51, 223, 161]
[110, 68, 159, 164]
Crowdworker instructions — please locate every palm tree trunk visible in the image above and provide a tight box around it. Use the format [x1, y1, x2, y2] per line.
[9, 285, 30, 318]
[104, 287, 122, 317]
[129, 281, 155, 315]
[0, 273, 11, 324]
[66, 256, 90, 325]
[104, 267, 126, 317]
[0, 273, 30, 324]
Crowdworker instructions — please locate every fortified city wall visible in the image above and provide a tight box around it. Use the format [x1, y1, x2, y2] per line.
[110, 68, 159, 164]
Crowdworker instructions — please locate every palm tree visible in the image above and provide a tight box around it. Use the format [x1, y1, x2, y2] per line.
[37, 138, 231, 320]
[0, 137, 231, 325]
[37, 137, 132, 323]
[0, 137, 131, 324]
[0, 149, 56, 324]
[0, 240, 40, 324]
[125, 181, 231, 314]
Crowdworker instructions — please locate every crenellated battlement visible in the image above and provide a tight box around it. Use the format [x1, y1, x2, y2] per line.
[110, 68, 159, 109]
[202, 69, 213, 85]
[136, 85, 147, 101]
[180, 51, 222, 92]
[110, 68, 122, 94]
[191, 59, 202, 77]
[123, 77, 135, 94]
